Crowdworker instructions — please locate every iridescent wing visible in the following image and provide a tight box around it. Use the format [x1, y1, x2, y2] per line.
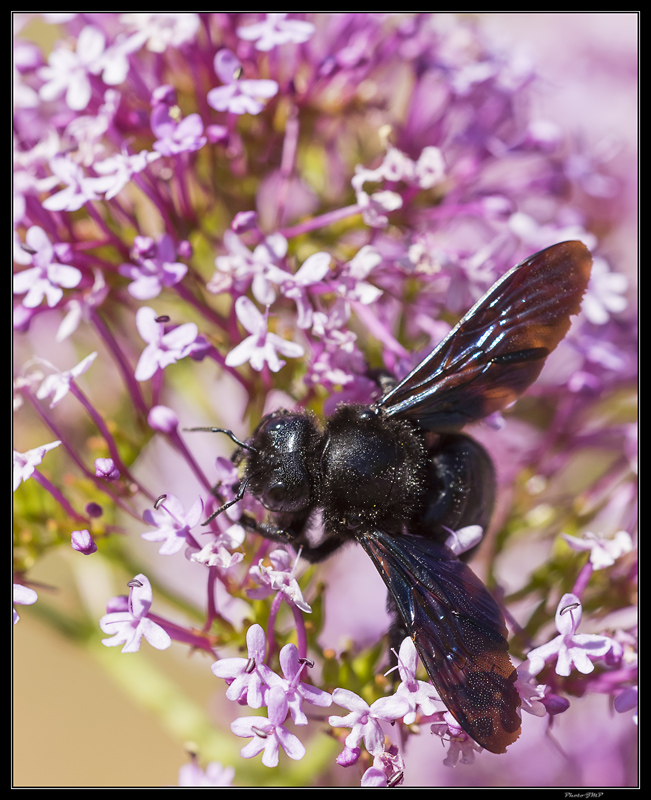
[375, 241, 592, 430]
[357, 528, 521, 753]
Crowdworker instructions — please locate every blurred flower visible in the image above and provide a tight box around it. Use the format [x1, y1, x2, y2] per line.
[562, 530, 633, 570]
[13, 226, 81, 308]
[177, 758, 235, 787]
[71, 528, 97, 555]
[119, 235, 188, 300]
[13, 440, 61, 492]
[208, 49, 278, 116]
[13, 583, 38, 624]
[33, 352, 97, 408]
[237, 14, 315, 52]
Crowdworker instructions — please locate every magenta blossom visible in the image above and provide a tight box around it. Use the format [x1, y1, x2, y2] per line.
[99, 574, 171, 653]
[13, 226, 81, 308]
[211, 623, 275, 709]
[134, 307, 204, 381]
[237, 14, 315, 52]
[526, 593, 621, 677]
[141, 493, 204, 555]
[225, 297, 304, 373]
[329, 688, 410, 759]
[231, 685, 306, 767]
[208, 49, 278, 116]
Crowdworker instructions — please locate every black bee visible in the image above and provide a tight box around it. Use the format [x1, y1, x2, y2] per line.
[190, 241, 592, 754]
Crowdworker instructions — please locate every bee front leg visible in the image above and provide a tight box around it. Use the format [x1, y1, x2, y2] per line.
[240, 512, 347, 563]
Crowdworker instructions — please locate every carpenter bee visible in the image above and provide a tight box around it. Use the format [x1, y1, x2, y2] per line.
[190, 240, 592, 754]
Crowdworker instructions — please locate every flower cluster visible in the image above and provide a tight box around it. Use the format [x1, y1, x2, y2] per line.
[13, 13, 636, 788]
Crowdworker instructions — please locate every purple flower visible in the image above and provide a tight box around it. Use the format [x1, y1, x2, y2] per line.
[614, 686, 638, 725]
[225, 297, 304, 373]
[211, 230, 288, 304]
[55, 268, 108, 342]
[147, 404, 179, 433]
[34, 352, 97, 408]
[582, 257, 629, 325]
[42, 155, 116, 212]
[231, 685, 306, 767]
[515, 664, 548, 718]
[265, 643, 332, 725]
[526, 593, 620, 677]
[38, 25, 107, 111]
[443, 525, 484, 557]
[191, 537, 244, 571]
[151, 105, 207, 156]
[134, 307, 202, 381]
[430, 715, 483, 767]
[177, 759, 235, 787]
[211, 623, 275, 708]
[99, 574, 172, 653]
[13, 226, 82, 308]
[95, 457, 120, 481]
[119, 235, 188, 300]
[329, 688, 410, 758]
[141, 493, 204, 555]
[71, 529, 98, 555]
[561, 530, 633, 570]
[266, 251, 331, 328]
[237, 14, 315, 52]
[207, 50, 278, 116]
[248, 548, 312, 613]
[361, 747, 405, 787]
[392, 638, 442, 724]
[119, 13, 200, 53]
[335, 245, 383, 305]
[92, 149, 161, 200]
[13, 583, 38, 624]
[13, 439, 61, 492]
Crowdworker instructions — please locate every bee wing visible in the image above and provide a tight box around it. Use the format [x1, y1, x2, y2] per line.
[357, 528, 521, 754]
[375, 241, 592, 430]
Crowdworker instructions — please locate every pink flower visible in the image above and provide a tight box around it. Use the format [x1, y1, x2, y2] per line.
[13, 440, 61, 492]
[207, 49, 278, 116]
[526, 593, 620, 677]
[237, 14, 315, 52]
[231, 685, 306, 767]
[134, 307, 202, 381]
[13, 226, 81, 308]
[99, 574, 171, 653]
[225, 297, 304, 373]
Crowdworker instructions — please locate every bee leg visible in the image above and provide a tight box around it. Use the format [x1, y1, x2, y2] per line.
[240, 512, 306, 545]
[240, 513, 347, 563]
[417, 432, 496, 560]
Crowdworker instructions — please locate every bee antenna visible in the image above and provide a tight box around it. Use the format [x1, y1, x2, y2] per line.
[184, 426, 258, 454]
